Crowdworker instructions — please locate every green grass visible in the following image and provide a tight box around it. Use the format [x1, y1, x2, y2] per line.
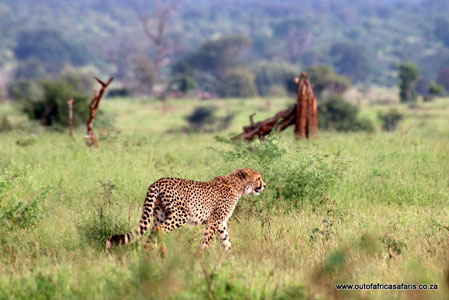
[0, 97, 449, 299]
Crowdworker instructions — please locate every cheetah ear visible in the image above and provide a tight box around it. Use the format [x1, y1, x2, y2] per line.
[235, 168, 247, 180]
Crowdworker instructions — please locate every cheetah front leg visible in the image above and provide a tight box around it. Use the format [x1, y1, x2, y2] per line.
[201, 221, 219, 251]
[218, 223, 231, 251]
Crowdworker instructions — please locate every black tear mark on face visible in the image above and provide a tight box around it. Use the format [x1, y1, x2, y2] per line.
[236, 169, 247, 180]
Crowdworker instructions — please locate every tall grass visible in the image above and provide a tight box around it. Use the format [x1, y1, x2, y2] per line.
[0, 98, 448, 299]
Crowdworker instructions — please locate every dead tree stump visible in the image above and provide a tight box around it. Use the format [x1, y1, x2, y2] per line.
[295, 72, 318, 139]
[67, 97, 74, 137]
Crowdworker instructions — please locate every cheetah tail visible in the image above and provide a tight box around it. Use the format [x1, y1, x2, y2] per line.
[106, 185, 157, 249]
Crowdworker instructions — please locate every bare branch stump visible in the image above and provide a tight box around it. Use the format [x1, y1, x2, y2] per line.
[86, 77, 114, 146]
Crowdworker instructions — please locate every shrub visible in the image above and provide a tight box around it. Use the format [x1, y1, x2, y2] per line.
[77, 181, 128, 249]
[267, 85, 288, 97]
[214, 135, 342, 209]
[0, 187, 51, 230]
[424, 82, 445, 101]
[378, 109, 403, 131]
[318, 96, 374, 132]
[185, 106, 234, 133]
[398, 62, 419, 103]
[253, 61, 298, 96]
[60, 65, 97, 95]
[415, 77, 431, 96]
[218, 69, 258, 98]
[306, 65, 351, 98]
[437, 66, 449, 92]
[8, 78, 90, 127]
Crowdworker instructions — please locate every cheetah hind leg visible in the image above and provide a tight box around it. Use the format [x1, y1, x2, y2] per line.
[143, 205, 166, 251]
[153, 209, 188, 257]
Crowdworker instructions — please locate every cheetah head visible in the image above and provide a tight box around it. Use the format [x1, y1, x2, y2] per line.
[235, 168, 266, 196]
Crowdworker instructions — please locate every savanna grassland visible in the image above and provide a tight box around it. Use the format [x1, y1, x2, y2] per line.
[0, 96, 449, 300]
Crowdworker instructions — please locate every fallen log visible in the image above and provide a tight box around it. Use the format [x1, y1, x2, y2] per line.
[241, 72, 318, 140]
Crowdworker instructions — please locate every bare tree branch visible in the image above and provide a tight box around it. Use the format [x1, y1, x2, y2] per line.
[67, 97, 74, 137]
[86, 77, 114, 146]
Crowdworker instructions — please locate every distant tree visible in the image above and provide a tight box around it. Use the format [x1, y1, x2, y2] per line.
[305, 65, 351, 98]
[273, 18, 311, 64]
[171, 35, 252, 95]
[330, 42, 371, 82]
[424, 82, 445, 101]
[398, 62, 419, 103]
[219, 69, 258, 98]
[253, 60, 298, 96]
[415, 77, 431, 96]
[169, 61, 196, 93]
[434, 18, 449, 47]
[186, 35, 251, 79]
[13, 30, 87, 76]
[133, 0, 178, 80]
[437, 67, 449, 92]
[131, 55, 155, 95]
[13, 58, 47, 80]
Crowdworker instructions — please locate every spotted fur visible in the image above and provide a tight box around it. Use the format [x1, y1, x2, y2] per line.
[106, 168, 265, 251]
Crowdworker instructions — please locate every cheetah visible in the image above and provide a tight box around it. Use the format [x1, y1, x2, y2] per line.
[106, 168, 265, 251]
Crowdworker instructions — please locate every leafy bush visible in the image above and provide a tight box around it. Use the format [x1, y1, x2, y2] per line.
[0, 116, 12, 132]
[60, 65, 97, 95]
[78, 209, 128, 249]
[0, 174, 51, 229]
[0, 189, 50, 229]
[253, 60, 298, 96]
[378, 109, 403, 131]
[218, 68, 258, 98]
[318, 96, 374, 132]
[437, 66, 449, 92]
[398, 62, 419, 103]
[214, 135, 342, 209]
[185, 106, 234, 133]
[266, 85, 288, 97]
[8, 78, 90, 127]
[77, 181, 128, 249]
[306, 65, 351, 98]
[424, 82, 445, 101]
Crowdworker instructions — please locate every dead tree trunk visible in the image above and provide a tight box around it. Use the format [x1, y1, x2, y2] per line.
[295, 72, 318, 138]
[67, 97, 74, 137]
[240, 72, 318, 140]
[86, 77, 114, 147]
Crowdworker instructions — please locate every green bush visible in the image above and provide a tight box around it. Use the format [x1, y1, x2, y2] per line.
[8, 78, 90, 127]
[253, 61, 298, 96]
[424, 82, 445, 101]
[378, 109, 403, 131]
[306, 65, 351, 98]
[398, 62, 419, 103]
[218, 69, 258, 98]
[318, 96, 374, 132]
[214, 135, 342, 209]
[0, 162, 51, 230]
[185, 106, 234, 133]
